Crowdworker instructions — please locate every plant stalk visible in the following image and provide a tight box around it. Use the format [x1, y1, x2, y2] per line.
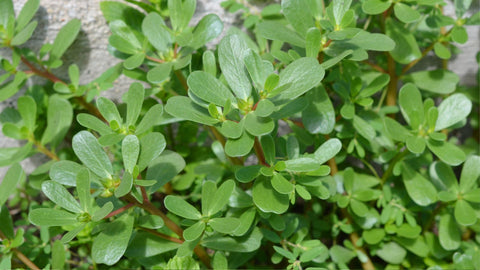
[0, 230, 41, 270]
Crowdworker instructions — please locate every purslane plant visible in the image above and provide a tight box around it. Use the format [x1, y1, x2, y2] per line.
[0, 0, 479, 269]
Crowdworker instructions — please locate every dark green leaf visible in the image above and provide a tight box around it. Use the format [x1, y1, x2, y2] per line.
[362, 0, 391, 14]
[142, 12, 171, 53]
[41, 96, 73, 147]
[164, 195, 201, 220]
[386, 18, 421, 64]
[454, 200, 476, 226]
[138, 132, 166, 171]
[202, 227, 263, 253]
[402, 163, 437, 206]
[168, 0, 195, 31]
[122, 135, 139, 173]
[50, 160, 84, 186]
[394, 3, 420, 23]
[235, 165, 261, 183]
[135, 104, 164, 135]
[146, 62, 173, 84]
[11, 21, 37, 46]
[399, 83, 424, 129]
[225, 131, 254, 157]
[459, 155, 480, 193]
[244, 112, 275, 136]
[210, 217, 241, 234]
[256, 21, 305, 47]
[190, 14, 223, 49]
[15, 0, 39, 31]
[376, 242, 406, 264]
[302, 87, 335, 134]
[146, 150, 185, 192]
[165, 96, 219, 125]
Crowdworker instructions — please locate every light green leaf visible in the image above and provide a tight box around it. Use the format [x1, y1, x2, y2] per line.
[189, 14, 223, 49]
[42, 181, 82, 213]
[363, 228, 386, 245]
[92, 202, 114, 221]
[52, 240, 66, 270]
[403, 70, 459, 94]
[384, 117, 411, 142]
[76, 169, 91, 213]
[434, 42, 451, 59]
[213, 252, 228, 270]
[353, 115, 376, 139]
[135, 104, 164, 135]
[29, 208, 79, 227]
[183, 221, 205, 241]
[306, 28, 322, 58]
[459, 155, 480, 193]
[252, 176, 289, 214]
[218, 35, 251, 100]
[399, 83, 424, 129]
[282, 0, 314, 37]
[225, 131, 254, 157]
[330, 245, 356, 264]
[235, 165, 261, 183]
[97, 97, 122, 125]
[202, 227, 263, 253]
[165, 96, 219, 125]
[256, 21, 305, 47]
[115, 171, 133, 198]
[260, 135, 275, 165]
[302, 87, 335, 134]
[142, 12, 171, 53]
[271, 57, 324, 105]
[50, 19, 81, 61]
[429, 161, 459, 192]
[138, 132, 166, 171]
[164, 195, 201, 220]
[124, 83, 144, 127]
[426, 139, 466, 166]
[439, 213, 461, 250]
[402, 163, 437, 206]
[209, 217, 240, 234]
[17, 96, 36, 132]
[376, 242, 406, 264]
[168, 0, 195, 31]
[92, 214, 134, 265]
[0, 0, 13, 27]
[203, 50, 217, 76]
[454, 200, 476, 226]
[146, 150, 185, 192]
[451, 25, 468, 44]
[137, 215, 164, 229]
[122, 135, 139, 173]
[435, 94, 472, 131]
[272, 173, 294, 194]
[244, 112, 275, 136]
[76, 113, 113, 136]
[11, 21, 37, 46]
[362, 0, 391, 14]
[0, 163, 25, 206]
[41, 96, 73, 147]
[125, 231, 180, 257]
[208, 180, 235, 216]
[386, 18, 421, 64]
[15, 0, 39, 31]
[146, 62, 173, 84]
[285, 157, 320, 172]
[406, 136, 426, 154]
[244, 49, 270, 90]
[394, 3, 420, 23]
[72, 131, 113, 179]
[187, 71, 235, 107]
[50, 160, 84, 186]
[314, 138, 342, 165]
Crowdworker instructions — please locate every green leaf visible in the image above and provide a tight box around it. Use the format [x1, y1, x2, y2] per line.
[17, 96, 36, 132]
[396, 224, 421, 239]
[51, 240, 66, 270]
[208, 180, 235, 216]
[189, 14, 223, 49]
[235, 165, 261, 183]
[451, 25, 468, 44]
[15, 0, 39, 31]
[376, 242, 406, 264]
[271, 57, 324, 105]
[403, 70, 459, 95]
[217, 120, 243, 139]
[91, 202, 113, 222]
[210, 217, 241, 234]
[434, 42, 451, 59]
[394, 3, 420, 23]
[125, 231, 180, 257]
[76, 113, 113, 136]
[394, 236, 428, 257]
[92, 214, 134, 265]
[256, 21, 305, 47]
[252, 176, 289, 214]
[42, 181, 82, 213]
[363, 228, 385, 245]
[72, 131, 113, 179]
[285, 157, 320, 172]
[76, 169, 91, 213]
[97, 97, 122, 125]
[100, 1, 145, 29]
[135, 105, 163, 135]
[362, 0, 391, 14]
[406, 136, 426, 154]
[50, 160, 84, 186]
[459, 155, 480, 193]
[330, 245, 356, 264]
[282, 0, 314, 37]
[165, 96, 219, 125]
[306, 28, 322, 58]
[272, 173, 294, 194]
[359, 73, 391, 98]
[260, 135, 275, 165]
[218, 35, 251, 100]
[142, 12, 171, 53]
[439, 213, 461, 250]
[302, 87, 335, 134]
[244, 112, 275, 136]
[11, 21, 37, 46]
[385, 18, 421, 64]
[188, 71, 235, 107]
[0, 254, 11, 270]
[244, 49, 270, 90]
[430, 161, 459, 192]
[183, 221, 205, 241]
[313, 138, 342, 165]
[50, 19, 81, 61]
[137, 215, 164, 229]
[146, 150, 185, 192]
[384, 117, 411, 142]
[146, 62, 173, 84]
[0, 0, 13, 27]
[41, 96, 73, 147]
[350, 199, 368, 217]
[435, 94, 472, 131]
[349, 31, 395, 52]
[202, 227, 263, 253]
[213, 252, 228, 270]
[426, 139, 466, 166]
[454, 199, 476, 226]
[274, 246, 296, 260]
[402, 163, 437, 206]
[124, 83, 145, 127]
[164, 195, 201, 220]
[0, 205, 14, 239]
[399, 83, 424, 129]
[225, 131, 254, 157]
[115, 171, 133, 198]
[0, 163, 25, 206]
[168, 0, 195, 31]
[353, 115, 376, 139]
[29, 208, 79, 227]
[203, 50, 217, 76]
[122, 135, 139, 173]
[138, 132, 166, 171]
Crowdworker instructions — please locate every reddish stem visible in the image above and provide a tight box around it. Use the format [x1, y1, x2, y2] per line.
[103, 203, 134, 219]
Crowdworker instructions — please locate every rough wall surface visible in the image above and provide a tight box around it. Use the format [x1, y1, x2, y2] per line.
[0, 0, 479, 179]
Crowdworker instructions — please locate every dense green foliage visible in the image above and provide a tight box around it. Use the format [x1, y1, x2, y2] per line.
[0, 0, 479, 269]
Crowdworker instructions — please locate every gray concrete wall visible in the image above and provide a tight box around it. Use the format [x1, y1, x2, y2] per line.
[0, 0, 479, 179]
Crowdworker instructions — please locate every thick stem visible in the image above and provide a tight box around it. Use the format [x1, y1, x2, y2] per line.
[385, 53, 398, 108]
[32, 139, 59, 161]
[363, 60, 387, 73]
[253, 137, 268, 166]
[174, 70, 189, 92]
[103, 203, 134, 219]
[138, 227, 183, 244]
[0, 230, 41, 270]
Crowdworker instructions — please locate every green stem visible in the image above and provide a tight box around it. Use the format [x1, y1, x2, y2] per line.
[381, 149, 408, 185]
